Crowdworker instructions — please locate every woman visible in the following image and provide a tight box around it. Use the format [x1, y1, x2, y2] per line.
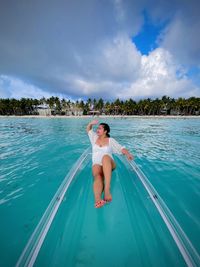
[86, 119, 134, 208]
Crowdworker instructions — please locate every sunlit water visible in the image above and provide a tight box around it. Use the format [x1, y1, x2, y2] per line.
[0, 117, 199, 267]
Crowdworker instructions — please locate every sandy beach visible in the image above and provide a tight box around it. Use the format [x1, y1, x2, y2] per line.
[0, 115, 199, 119]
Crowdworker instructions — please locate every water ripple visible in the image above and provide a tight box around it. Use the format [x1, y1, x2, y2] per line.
[0, 117, 200, 262]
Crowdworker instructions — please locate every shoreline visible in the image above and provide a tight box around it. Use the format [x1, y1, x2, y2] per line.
[0, 115, 199, 119]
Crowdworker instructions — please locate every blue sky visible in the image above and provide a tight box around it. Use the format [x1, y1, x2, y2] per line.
[133, 11, 165, 55]
[0, 0, 199, 101]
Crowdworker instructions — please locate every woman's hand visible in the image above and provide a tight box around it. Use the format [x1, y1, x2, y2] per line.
[86, 119, 98, 132]
[122, 148, 134, 161]
[90, 119, 98, 125]
[126, 152, 134, 161]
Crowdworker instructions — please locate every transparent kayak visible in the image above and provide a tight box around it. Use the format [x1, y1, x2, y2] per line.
[16, 148, 200, 267]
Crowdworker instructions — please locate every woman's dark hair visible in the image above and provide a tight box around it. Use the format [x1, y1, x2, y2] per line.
[100, 123, 110, 137]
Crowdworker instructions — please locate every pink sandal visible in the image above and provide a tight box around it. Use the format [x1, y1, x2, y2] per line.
[94, 199, 106, 208]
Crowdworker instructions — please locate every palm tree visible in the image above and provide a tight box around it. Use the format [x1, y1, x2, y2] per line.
[96, 98, 104, 113]
[0, 96, 199, 116]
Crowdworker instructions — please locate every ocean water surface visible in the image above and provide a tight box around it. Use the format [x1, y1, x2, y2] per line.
[0, 117, 199, 266]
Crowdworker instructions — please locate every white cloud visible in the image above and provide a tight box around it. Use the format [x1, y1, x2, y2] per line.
[0, 75, 57, 99]
[121, 47, 199, 99]
[160, 18, 200, 67]
[0, 35, 199, 100]
[113, 0, 126, 22]
[156, 1, 200, 67]
[0, 0, 199, 100]
[63, 36, 199, 100]
[96, 34, 141, 82]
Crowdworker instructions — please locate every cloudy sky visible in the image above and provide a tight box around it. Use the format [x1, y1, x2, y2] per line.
[0, 0, 200, 101]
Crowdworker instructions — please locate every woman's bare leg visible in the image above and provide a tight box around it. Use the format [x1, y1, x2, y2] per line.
[102, 155, 116, 201]
[92, 164, 104, 202]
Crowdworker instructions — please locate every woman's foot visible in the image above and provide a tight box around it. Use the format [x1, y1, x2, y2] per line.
[94, 199, 106, 208]
[104, 190, 112, 202]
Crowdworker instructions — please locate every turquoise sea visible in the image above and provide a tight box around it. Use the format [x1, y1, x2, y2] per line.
[0, 117, 200, 267]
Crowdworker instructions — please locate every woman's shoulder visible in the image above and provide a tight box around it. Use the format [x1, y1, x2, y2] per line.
[109, 137, 118, 145]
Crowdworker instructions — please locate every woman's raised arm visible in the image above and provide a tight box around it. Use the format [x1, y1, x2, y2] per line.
[86, 119, 99, 133]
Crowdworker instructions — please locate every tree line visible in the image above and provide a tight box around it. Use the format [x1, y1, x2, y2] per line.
[0, 95, 199, 116]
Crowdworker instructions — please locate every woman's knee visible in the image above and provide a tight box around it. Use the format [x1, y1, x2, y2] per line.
[92, 165, 103, 177]
[102, 154, 112, 164]
[93, 172, 104, 182]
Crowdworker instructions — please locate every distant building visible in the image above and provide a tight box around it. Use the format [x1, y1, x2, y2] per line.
[64, 104, 83, 116]
[87, 103, 101, 115]
[34, 104, 51, 116]
[88, 110, 100, 116]
[170, 109, 181, 115]
[160, 105, 168, 115]
[33, 102, 84, 116]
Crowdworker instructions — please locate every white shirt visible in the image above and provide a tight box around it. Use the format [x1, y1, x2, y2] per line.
[87, 129, 126, 166]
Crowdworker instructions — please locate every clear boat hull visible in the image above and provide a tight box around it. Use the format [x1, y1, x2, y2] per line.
[16, 149, 199, 267]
